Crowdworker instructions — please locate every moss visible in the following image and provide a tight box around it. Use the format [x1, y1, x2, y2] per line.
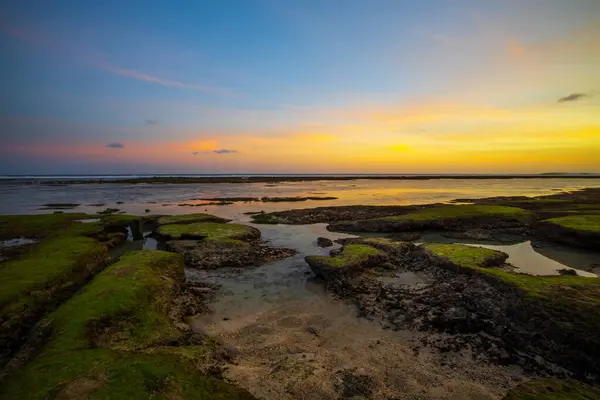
[44, 250, 184, 355]
[306, 244, 381, 269]
[157, 213, 229, 226]
[503, 379, 600, 400]
[156, 222, 260, 243]
[0, 249, 255, 399]
[423, 243, 507, 270]
[251, 213, 284, 224]
[542, 215, 600, 233]
[423, 243, 600, 305]
[0, 347, 255, 400]
[0, 213, 144, 365]
[379, 205, 535, 224]
[0, 213, 99, 240]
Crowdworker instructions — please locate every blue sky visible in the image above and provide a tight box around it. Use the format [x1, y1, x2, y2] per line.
[1, 0, 599, 174]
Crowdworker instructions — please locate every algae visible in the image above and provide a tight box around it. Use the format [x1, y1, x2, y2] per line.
[0, 250, 256, 400]
[542, 215, 600, 234]
[157, 213, 229, 226]
[156, 222, 260, 243]
[306, 244, 381, 269]
[379, 205, 535, 224]
[503, 378, 600, 400]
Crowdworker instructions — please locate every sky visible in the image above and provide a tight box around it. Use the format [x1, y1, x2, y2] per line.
[0, 0, 599, 175]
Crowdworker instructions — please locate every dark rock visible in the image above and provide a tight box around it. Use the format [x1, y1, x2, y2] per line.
[216, 344, 240, 362]
[316, 237, 334, 247]
[145, 209, 151, 213]
[166, 240, 296, 269]
[305, 326, 319, 336]
[558, 268, 578, 276]
[98, 208, 120, 215]
[116, 201, 124, 204]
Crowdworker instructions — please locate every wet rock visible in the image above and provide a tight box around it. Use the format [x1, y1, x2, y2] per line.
[166, 240, 296, 269]
[97, 208, 120, 215]
[144, 209, 150, 213]
[316, 237, 333, 247]
[116, 201, 124, 204]
[306, 237, 600, 380]
[335, 369, 374, 399]
[304, 326, 319, 337]
[558, 268, 578, 276]
[216, 344, 240, 362]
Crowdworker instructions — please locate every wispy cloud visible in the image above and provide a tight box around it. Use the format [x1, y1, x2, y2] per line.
[558, 93, 590, 103]
[106, 142, 124, 148]
[100, 64, 235, 96]
[213, 149, 238, 154]
[1, 24, 235, 97]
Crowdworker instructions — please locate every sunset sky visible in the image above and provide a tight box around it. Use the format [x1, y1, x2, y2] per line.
[1, 0, 599, 175]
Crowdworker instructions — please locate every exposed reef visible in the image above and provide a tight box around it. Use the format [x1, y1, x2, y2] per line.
[153, 213, 296, 269]
[0, 250, 256, 399]
[305, 238, 600, 382]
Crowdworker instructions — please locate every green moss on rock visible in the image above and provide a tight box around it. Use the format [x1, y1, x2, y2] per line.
[305, 244, 382, 280]
[380, 205, 534, 223]
[503, 379, 600, 400]
[44, 250, 184, 355]
[0, 250, 256, 399]
[542, 215, 600, 234]
[156, 222, 260, 243]
[250, 212, 284, 224]
[157, 213, 230, 226]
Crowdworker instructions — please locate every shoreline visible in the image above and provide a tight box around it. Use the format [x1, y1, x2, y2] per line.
[3, 174, 600, 185]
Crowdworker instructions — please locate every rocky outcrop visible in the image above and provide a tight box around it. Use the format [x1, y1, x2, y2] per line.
[166, 240, 296, 269]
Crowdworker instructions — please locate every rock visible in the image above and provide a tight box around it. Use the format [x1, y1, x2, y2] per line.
[145, 209, 150, 213]
[116, 201, 124, 204]
[216, 344, 240, 362]
[305, 326, 319, 336]
[317, 237, 334, 247]
[558, 268, 578, 276]
[166, 240, 296, 269]
[98, 208, 120, 215]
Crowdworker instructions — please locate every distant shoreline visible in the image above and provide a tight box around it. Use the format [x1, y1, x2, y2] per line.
[2, 174, 600, 185]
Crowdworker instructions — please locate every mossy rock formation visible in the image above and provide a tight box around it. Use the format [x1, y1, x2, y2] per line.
[503, 378, 600, 400]
[306, 243, 383, 280]
[0, 213, 143, 367]
[537, 215, 600, 250]
[156, 222, 261, 243]
[305, 239, 600, 379]
[156, 213, 230, 226]
[0, 250, 256, 399]
[329, 205, 535, 233]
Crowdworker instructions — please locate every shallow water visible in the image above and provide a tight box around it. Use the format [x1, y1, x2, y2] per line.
[183, 223, 521, 399]
[0, 238, 38, 248]
[418, 233, 600, 277]
[1, 178, 599, 216]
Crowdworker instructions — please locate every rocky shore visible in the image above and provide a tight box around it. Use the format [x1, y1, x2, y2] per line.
[1, 186, 600, 399]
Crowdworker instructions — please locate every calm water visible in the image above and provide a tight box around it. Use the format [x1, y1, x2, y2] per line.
[1, 178, 599, 216]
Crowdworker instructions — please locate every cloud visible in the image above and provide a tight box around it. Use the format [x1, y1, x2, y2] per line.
[106, 142, 124, 149]
[145, 119, 159, 125]
[1, 24, 235, 97]
[557, 93, 590, 103]
[213, 149, 238, 154]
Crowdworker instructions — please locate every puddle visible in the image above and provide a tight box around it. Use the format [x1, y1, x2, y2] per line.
[75, 218, 101, 223]
[108, 231, 161, 260]
[0, 238, 38, 248]
[465, 241, 597, 277]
